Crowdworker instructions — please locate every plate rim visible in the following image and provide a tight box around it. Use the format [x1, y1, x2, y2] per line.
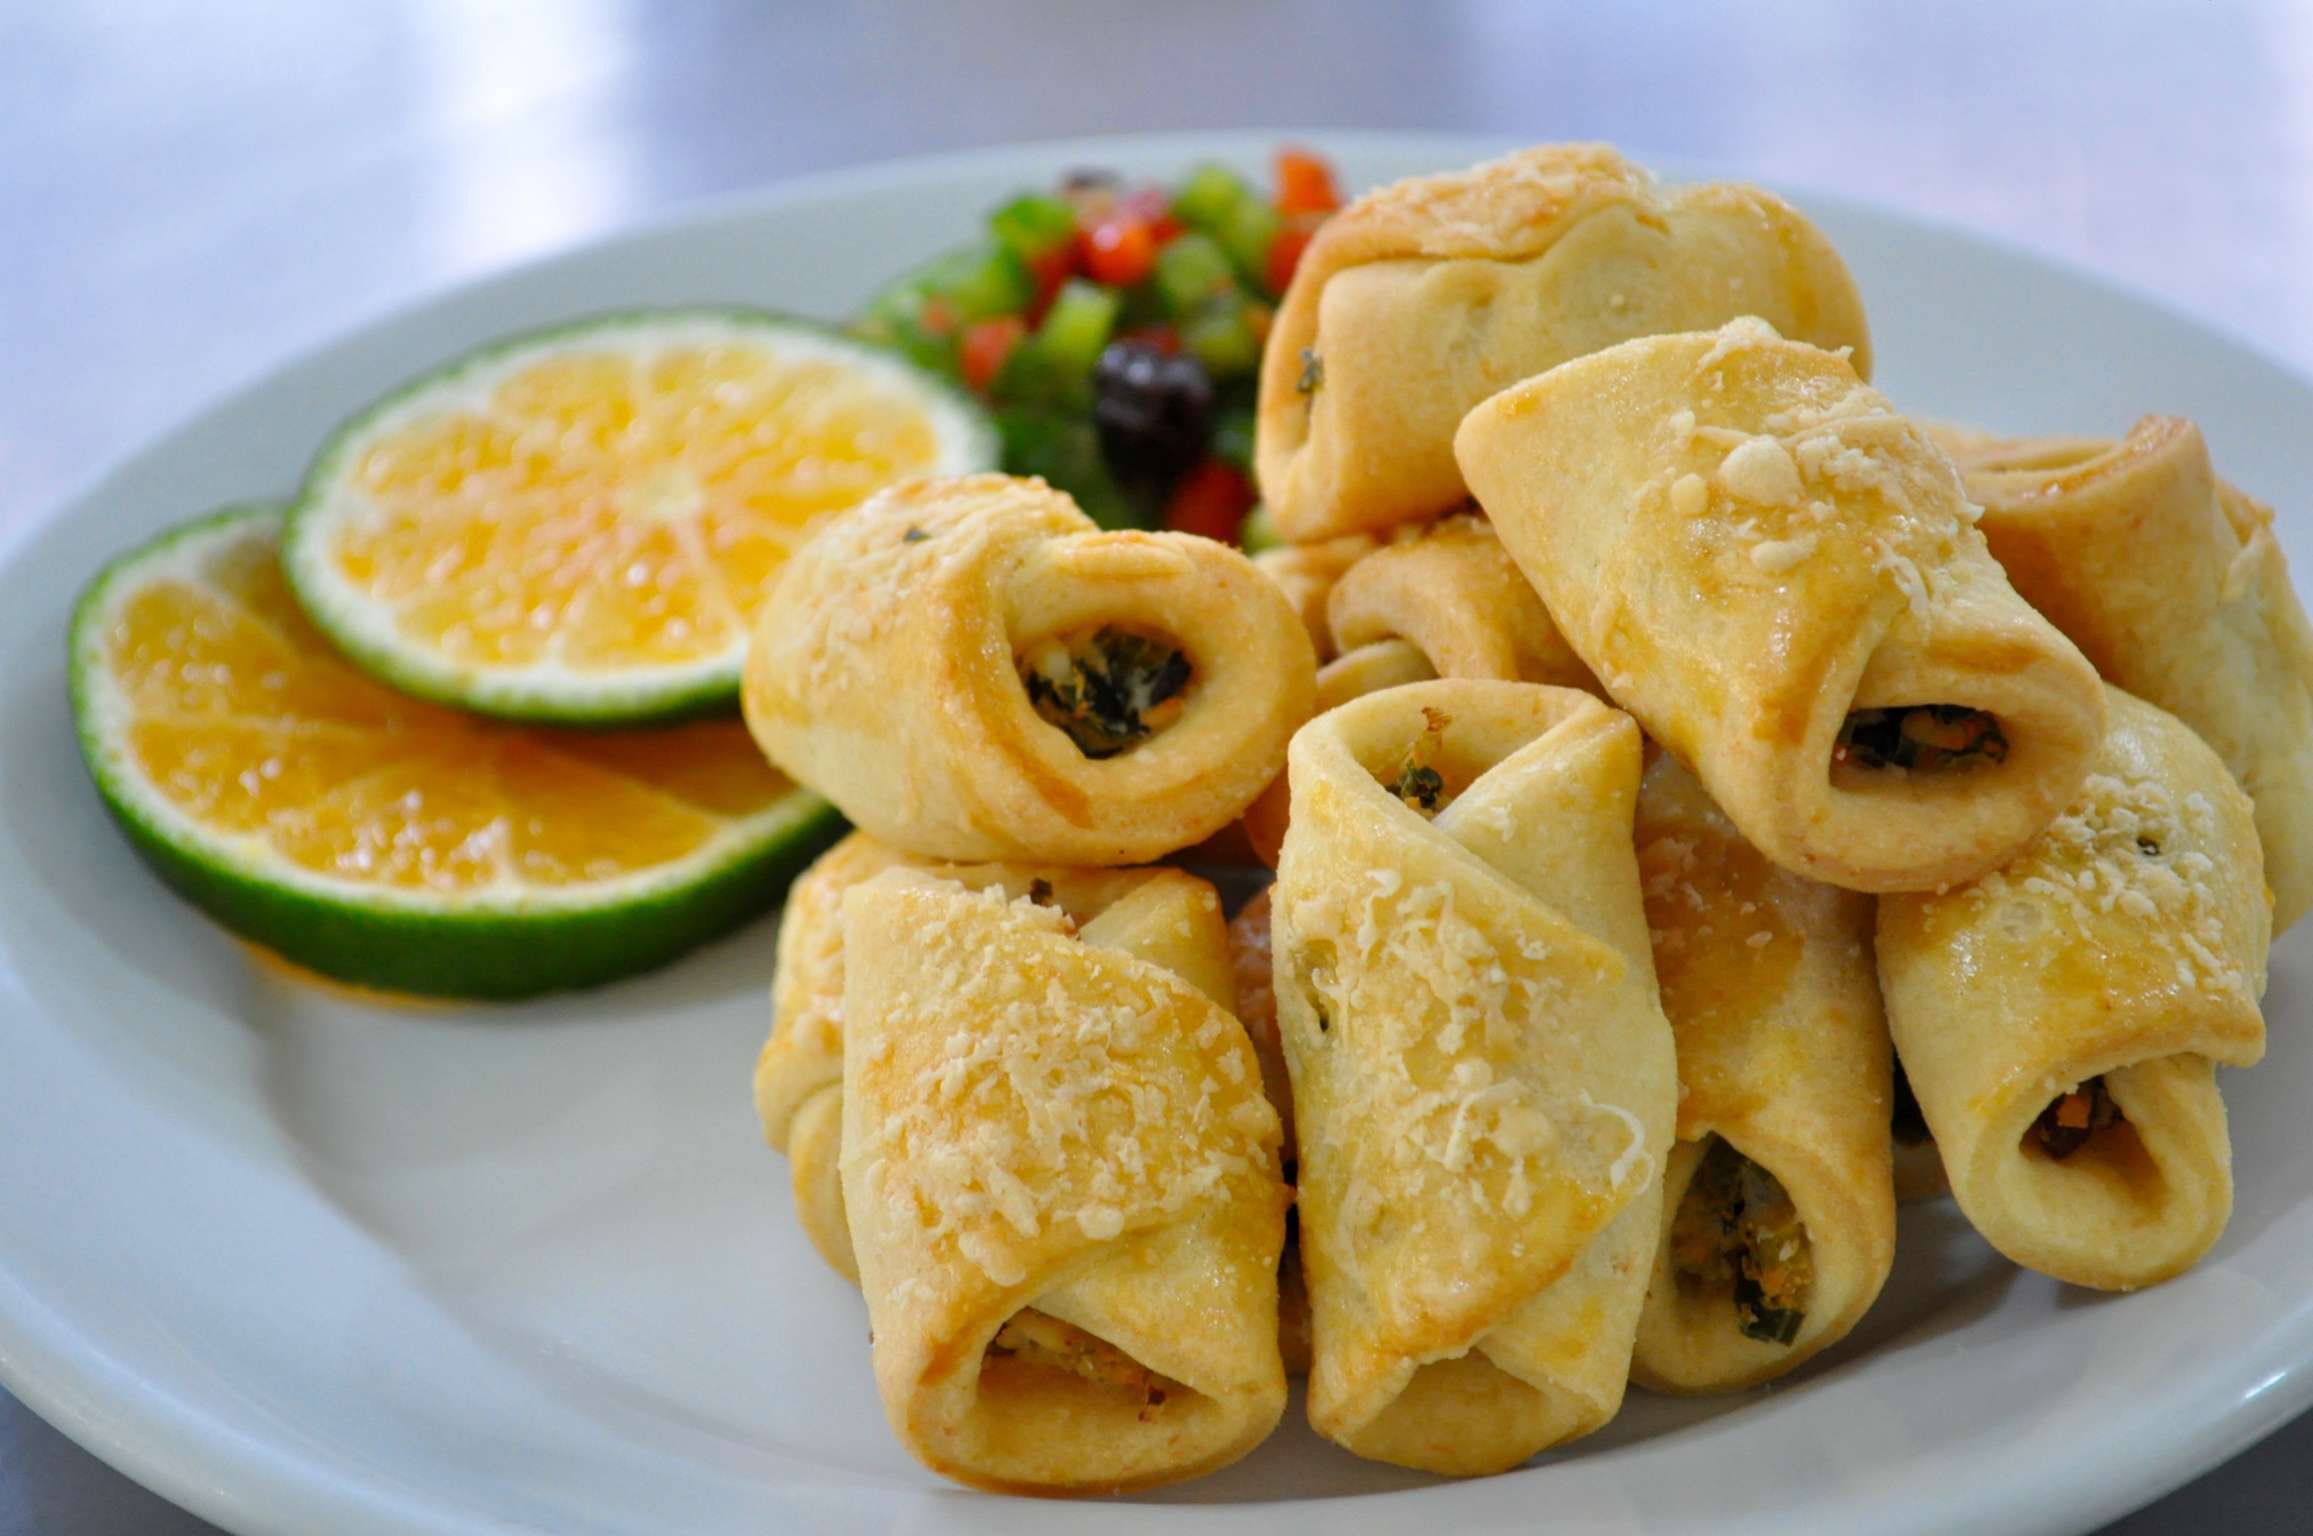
[5, 126, 2312, 1536]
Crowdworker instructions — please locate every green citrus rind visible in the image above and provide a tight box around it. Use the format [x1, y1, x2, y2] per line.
[279, 306, 997, 726]
[71, 505, 845, 999]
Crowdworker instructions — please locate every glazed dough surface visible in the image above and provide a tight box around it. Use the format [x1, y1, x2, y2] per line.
[1631, 757, 1895, 1391]
[1877, 688, 2269, 1290]
[745, 473, 1315, 864]
[1455, 318, 2107, 892]
[842, 870, 1287, 1492]
[1946, 416, 2313, 932]
[1274, 680, 1675, 1474]
[1256, 142, 1873, 540]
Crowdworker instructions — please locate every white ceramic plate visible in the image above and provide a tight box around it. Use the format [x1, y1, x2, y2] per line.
[3, 131, 2309, 1536]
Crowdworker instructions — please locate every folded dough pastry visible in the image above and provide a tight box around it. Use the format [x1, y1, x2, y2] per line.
[842, 868, 1287, 1492]
[1889, 1060, 1950, 1202]
[1227, 888, 1312, 1377]
[1877, 688, 2270, 1290]
[1252, 534, 1381, 661]
[1243, 516, 1593, 866]
[1456, 319, 2107, 892]
[745, 473, 1316, 864]
[1944, 416, 2313, 932]
[1631, 757, 1894, 1392]
[1256, 142, 1873, 541]
[1274, 680, 1676, 1473]
[756, 834, 1233, 1281]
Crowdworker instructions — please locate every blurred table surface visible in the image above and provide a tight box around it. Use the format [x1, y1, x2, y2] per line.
[5, 0, 2313, 1530]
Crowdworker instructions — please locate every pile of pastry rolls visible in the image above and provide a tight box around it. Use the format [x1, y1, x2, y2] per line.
[741, 142, 2310, 1493]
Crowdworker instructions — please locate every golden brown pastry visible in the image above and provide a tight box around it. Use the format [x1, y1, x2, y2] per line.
[1944, 416, 2313, 932]
[1631, 757, 1894, 1392]
[843, 868, 1287, 1492]
[1273, 680, 1676, 1473]
[1456, 318, 2107, 892]
[1242, 516, 1593, 866]
[756, 833, 1232, 1281]
[1256, 142, 1873, 541]
[1252, 535, 1382, 661]
[745, 474, 1316, 864]
[1877, 688, 2270, 1290]
[1889, 1061, 1950, 1202]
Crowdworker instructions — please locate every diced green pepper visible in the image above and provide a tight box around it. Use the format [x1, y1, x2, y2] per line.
[1183, 293, 1262, 379]
[997, 407, 1146, 529]
[1218, 199, 1281, 287]
[1036, 279, 1122, 379]
[1238, 502, 1282, 553]
[1173, 163, 1254, 233]
[1209, 404, 1256, 475]
[989, 193, 1078, 265]
[917, 241, 1034, 323]
[1153, 233, 1238, 317]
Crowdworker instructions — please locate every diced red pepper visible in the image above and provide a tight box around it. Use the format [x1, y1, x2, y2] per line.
[1026, 245, 1075, 324]
[959, 315, 1026, 394]
[919, 296, 958, 337]
[1275, 147, 1342, 215]
[1266, 224, 1316, 295]
[1163, 459, 1257, 543]
[1118, 185, 1184, 246]
[1080, 215, 1158, 287]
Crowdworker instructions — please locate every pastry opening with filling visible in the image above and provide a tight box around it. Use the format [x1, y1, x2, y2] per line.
[981, 1310, 1195, 1425]
[1666, 1135, 1815, 1346]
[1018, 625, 1193, 758]
[1831, 705, 2009, 786]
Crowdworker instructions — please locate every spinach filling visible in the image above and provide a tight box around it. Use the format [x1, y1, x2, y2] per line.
[2031, 1076, 2120, 1161]
[1381, 706, 1452, 814]
[1020, 627, 1191, 759]
[1891, 1061, 1930, 1147]
[986, 1308, 1182, 1417]
[1835, 705, 2008, 775]
[1668, 1137, 1813, 1346]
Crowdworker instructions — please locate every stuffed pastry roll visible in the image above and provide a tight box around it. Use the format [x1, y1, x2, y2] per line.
[757, 834, 1232, 1280]
[745, 473, 1316, 864]
[1889, 1061, 1950, 1202]
[842, 868, 1287, 1492]
[1256, 142, 1872, 541]
[1253, 534, 1382, 661]
[1242, 516, 1593, 866]
[1944, 416, 2313, 932]
[1877, 688, 2270, 1290]
[1225, 888, 1313, 1377]
[1456, 318, 2107, 892]
[1274, 680, 1676, 1474]
[1631, 756, 1895, 1392]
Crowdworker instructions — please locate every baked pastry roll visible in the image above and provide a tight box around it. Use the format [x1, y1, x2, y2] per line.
[1943, 416, 2313, 932]
[1252, 534, 1381, 661]
[1256, 142, 1873, 541]
[756, 834, 1233, 1280]
[1274, 680, 1676, 1473]
[842, 868, 1287, 1492]
[745, 473, 1316, 865]
[1889, 1061, 1950, 1202]
[1631, 756, 1895, 1392]
[1456, 319, 2107, 892]
[1877, 688, 2270, 1290]
[1227, 888, 1312, 1377]
[1242, 516, 1593, 866]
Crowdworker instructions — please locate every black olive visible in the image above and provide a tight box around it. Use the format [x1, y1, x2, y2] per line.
[1092, 340, 1213, 486]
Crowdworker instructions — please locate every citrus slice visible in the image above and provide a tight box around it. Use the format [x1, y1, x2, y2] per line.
[281, 308, 995, 723]
[71, 505, 842, 998]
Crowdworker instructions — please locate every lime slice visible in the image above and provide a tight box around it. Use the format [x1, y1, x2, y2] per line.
[71, 505, 842, 998]
[281, 308, 995, 724]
